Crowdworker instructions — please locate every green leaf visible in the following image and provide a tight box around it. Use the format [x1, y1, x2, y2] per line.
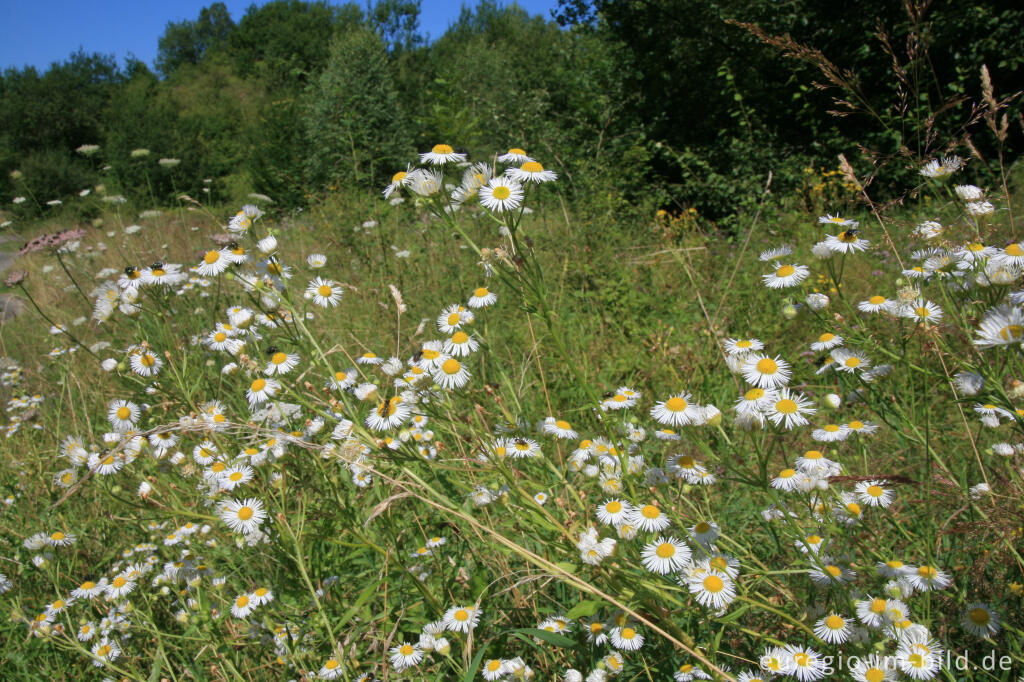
[147, 643, 166, 682]
[715, 603, 750, 624]
[336, 582, 377, 629]
[553, 561, 577, 575]
[566, 598, 605, 620]
[510, 628, 577, 648]
[462, 645, 487, 682]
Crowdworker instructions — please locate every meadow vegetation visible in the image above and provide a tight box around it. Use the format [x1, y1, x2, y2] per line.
[1, 1, 1024, 681]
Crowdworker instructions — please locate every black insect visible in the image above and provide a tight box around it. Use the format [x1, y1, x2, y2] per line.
[377, 400, 392, 417]
[840, 227, 859, 240]
[227, 241, 239, 251]
[124, 265, 136, 276]
[265, 346, 279, 357]
[150, 261, 164, 270]
[412, 349, 424, 363]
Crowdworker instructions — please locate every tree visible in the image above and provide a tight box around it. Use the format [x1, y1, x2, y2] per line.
[368, 0, 423, 53]
[304, 27, 411, 189]
[229, 0, 362, 88]
[155, 2, 236, 78]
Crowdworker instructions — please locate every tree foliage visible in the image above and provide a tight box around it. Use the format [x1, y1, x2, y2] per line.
[2, 0, 1022, 223]
[155, 2, 236, 77]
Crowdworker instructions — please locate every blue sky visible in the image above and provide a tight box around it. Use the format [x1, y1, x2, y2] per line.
[0, 0, 561, 72]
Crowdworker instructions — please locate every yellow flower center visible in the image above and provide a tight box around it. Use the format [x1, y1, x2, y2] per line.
[918, 565, 937, 579]
[508, 148, 526, 155]
[756, 358, 778, 374]
[392, 171, 407, 183]
[1000, 325, 1024, 341]
[804, 450, 822, 459]
[806, 534, 821, 544]
[824, 615, 844, 629]
[864, 668, 885, 682]
[620, 627, 636, 639]
[236, 595, 249, 607]
[665, 396, 688, 412]
[325, 659, 339, 670]
[447, 312, 461, 326]
[237, 506, 253, 520]
[1006, 244, 1023, 257]
[229, 472, 243, 482]
[866, 485, 883, 498]
[969, 607, 990, 625]
[776, 399, 797, 414]
[824, 424, 839, 432]
[521, 161, 544, 173]
[825, 565, 841, 577]
[848, 420, 864, 429]
[779, 468, 796, 479]
[317, 285, 332, 297]
[116, 406, 131, 420]
[640, 504, 660, 519]
[214, 332, 227, 342]
[204, 251, 220, 264]
[655, 543, 675, 558]
[250, 379, 267, 392]
[845, 357, 861, 367]
[869, 295, 886, 304]
[431, 144, 454, 154]
[441, 358, 461, 375]
[605, 501, 622, 513]
[271, 352, 288, 365]
[492, 186, 510, 200]
[915, 306, 931, 317]
[870, 598, 887, 613]
[51, 531, 65, 541]
[818, 333, 834, 342]
[454, 609, 469, 621]
[703, 575, 724, 593]
[744, 388, 765, 400]
[487, 660, 502, 671]
[112, 576, 127, 588]
[80, 581, 96, 590]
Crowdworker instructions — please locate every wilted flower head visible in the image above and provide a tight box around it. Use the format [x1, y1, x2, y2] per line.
[920, 155, 963, 178]
[18, 228, 87, 256]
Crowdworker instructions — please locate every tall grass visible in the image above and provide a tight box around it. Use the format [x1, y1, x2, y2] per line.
[0, 134, 1022, 682]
